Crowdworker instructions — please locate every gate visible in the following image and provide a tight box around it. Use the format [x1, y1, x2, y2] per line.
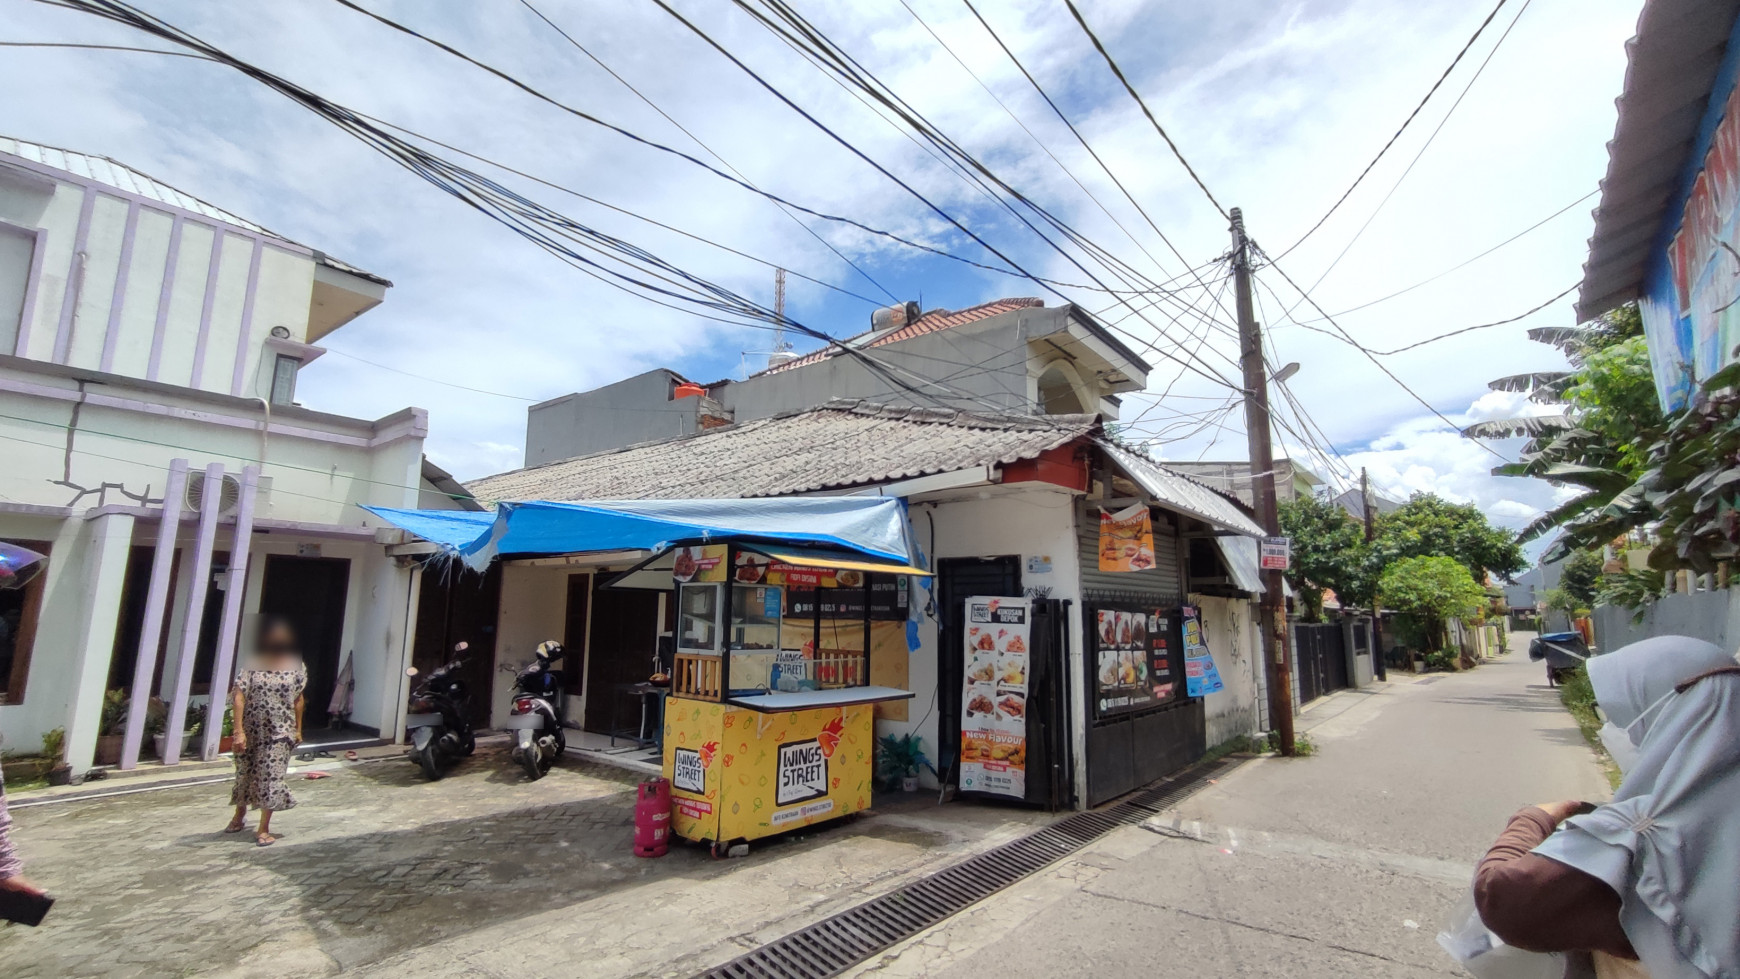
[1294, 622, 1349, 704]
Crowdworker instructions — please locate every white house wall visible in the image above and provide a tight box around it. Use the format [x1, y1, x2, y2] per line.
[1194, 595, 1264, 748]
[899, 486, 1084, 792]
[492, 564, 570, 729]
[2, 159, 328, 399]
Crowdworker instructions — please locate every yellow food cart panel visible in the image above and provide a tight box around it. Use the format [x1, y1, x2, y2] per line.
[664, 696, 875, 844]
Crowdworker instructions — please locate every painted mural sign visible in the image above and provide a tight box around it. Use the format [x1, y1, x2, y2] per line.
[1646, 78, 1740, 410]
[959, 596, 1030, 799]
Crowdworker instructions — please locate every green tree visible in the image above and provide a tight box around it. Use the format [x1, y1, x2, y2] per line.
[1377, 555, 1488, 653]
[1373, 493, 1527, 584]
[1278, 496, 1369, 621]
[1558, 550, 1603, 610]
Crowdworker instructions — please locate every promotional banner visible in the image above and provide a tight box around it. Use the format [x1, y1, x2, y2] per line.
[1259, 537, 1291, 571]
[960, 596, 1030, 798]
[1098, 503, 1156, 572]
[1181, 605, 1225, 696]
[1093, 606, 1180, 717]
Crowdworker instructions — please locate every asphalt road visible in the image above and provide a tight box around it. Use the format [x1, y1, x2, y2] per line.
[848, 639, 1613, 978]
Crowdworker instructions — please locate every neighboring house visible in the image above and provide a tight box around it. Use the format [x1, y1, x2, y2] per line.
[523, 298, 1153, 466]
[1577, 0, 1740, 412]
[440, 399, 1267, 808]
[1505, 553, 1568, 615]
[1329, 486, 1402, 522]
[0, 136, 472, 773]
[1163, 459, 1324, 508]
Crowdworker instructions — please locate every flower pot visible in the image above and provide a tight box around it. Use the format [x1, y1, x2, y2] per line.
[900, 775, 919, 793]
[94, 734, 124, 766]
[46, 766, 73, 786]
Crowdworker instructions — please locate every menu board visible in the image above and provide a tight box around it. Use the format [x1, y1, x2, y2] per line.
[959, 596, 1030, 799]
[786, 573, 909, 620]
[1092, 606, 1180, 717]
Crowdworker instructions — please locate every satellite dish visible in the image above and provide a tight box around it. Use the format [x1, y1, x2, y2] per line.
[0, 542, 48, 591]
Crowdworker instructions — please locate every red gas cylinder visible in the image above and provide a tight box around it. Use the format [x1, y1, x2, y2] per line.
[634, 777, 672, 858]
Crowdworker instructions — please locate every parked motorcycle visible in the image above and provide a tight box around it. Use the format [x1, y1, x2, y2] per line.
[404, 641, 476, 781]
[503, 640, 567, 780]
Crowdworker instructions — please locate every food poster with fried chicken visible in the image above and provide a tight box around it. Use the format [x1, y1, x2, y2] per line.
[664, 697, 873, 843]
[1098, 503, 1156, 572]
[1093, 607, 1181, 717]
[672, 544, 728, 583]
[1181, 605, 1225, 696]
[960, 596, 1030, 799]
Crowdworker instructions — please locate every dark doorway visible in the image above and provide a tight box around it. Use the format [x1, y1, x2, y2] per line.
[412, 562, 501, 729]
[1294, 622, 1349, 704]
[259, 555, 351, 728]
[108, 546, 181, 694]
[935, 556, 1022, 787]
[562, 573, 590, 697]
[583, 584, 661, 735]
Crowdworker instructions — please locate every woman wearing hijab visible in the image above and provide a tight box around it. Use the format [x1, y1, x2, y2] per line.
[1474, 634, 1740, 978]
[223, 616, 307, 847]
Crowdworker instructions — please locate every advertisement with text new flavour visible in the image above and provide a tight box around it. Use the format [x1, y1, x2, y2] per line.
[960, 596, 1030, 799]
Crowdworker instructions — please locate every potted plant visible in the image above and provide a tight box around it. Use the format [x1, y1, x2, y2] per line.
[875, 733, 936, 792]
[42, 727, 72, 786]
[94, 688, 128, 765]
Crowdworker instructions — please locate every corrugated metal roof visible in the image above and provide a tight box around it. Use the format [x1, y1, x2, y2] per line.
[1101, 443, 1266, 538]
[760, 298, 1045, 375]
[1576, 0, 1740, 321]
[0, 135, 388, 286]
[465, 399, 1096, 502]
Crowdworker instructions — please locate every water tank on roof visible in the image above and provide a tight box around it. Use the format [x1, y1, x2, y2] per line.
[871, 301, 921, 332]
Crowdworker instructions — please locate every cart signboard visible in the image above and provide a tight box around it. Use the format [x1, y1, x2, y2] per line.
[959, 596, 1030, 799]
[1092, 606, 1181, 718]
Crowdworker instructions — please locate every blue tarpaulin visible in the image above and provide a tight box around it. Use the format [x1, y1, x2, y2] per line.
[364, 497, 918, 571]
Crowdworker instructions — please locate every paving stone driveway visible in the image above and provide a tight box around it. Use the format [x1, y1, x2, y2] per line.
[2, 746, 1051, 977]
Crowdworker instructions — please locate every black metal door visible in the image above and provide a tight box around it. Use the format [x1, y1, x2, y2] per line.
[936, 557, 1021, 787]
[1023, 599, 1072, 809]
[1293, 623, 1348, 704]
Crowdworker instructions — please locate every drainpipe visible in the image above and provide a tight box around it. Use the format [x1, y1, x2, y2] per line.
[251, 396, 271, 464]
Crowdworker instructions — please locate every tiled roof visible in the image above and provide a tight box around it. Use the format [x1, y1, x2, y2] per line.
[760, 298, 1045, 374]
[1, 135, 387, 285]
[466, 399, 1096, 503]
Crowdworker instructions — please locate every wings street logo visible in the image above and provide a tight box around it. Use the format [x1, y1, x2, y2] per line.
[673, 741, 717, 795]
[776, 737, 828, 806]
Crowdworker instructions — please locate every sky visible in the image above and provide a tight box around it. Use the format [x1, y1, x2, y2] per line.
[0, 0, 1644, 552]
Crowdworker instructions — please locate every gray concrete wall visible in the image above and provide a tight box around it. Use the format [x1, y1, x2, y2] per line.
[1592, 588, 1740, 653]
[524, 369, 691, 466]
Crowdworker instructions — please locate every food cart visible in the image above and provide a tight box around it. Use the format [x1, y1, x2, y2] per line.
[607, 540, 916, 854]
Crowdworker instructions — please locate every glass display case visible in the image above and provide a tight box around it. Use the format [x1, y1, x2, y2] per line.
[677, 582, 721, 653]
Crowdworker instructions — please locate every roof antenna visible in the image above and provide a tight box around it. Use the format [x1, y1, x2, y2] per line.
[767, 268, 796, 369]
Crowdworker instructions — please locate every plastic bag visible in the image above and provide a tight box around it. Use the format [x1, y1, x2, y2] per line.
[1438, 889, 1565, 979]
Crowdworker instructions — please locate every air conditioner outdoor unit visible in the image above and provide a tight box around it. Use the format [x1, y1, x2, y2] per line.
[184, 473, 273, 516]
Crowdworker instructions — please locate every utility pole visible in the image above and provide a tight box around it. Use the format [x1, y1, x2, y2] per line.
[1362, 466, 1385, 682]
[1230, 207, 1296, 756]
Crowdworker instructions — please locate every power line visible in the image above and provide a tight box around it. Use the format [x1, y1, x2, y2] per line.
[1366, 283, 1577, 355]
[1060, 0, 1227, 221]
[1275, 0, 1511, 258]
[1299, 187, 1595, 322]
[1289, 0, 1535, 296]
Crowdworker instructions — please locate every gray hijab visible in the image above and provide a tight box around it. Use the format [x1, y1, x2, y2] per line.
[1534, 636, 1740, 978]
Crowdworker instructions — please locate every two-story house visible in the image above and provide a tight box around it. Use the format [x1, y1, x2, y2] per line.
[523, 298, 1153, 465]
[0, 136, 469, 774]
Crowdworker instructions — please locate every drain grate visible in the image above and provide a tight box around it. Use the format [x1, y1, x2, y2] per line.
[698, 760, 1234, 979]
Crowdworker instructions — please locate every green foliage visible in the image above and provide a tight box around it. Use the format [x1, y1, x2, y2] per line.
[1264, 729, 1316, 756]
[1560, 336, 1666, 476]
[875, 733, 936, 788]
[41, 726, 66, 763]
[1539, 587, 1589, 621]
[1423, 649, 1458, 672]
[1597, 568, 1669, 623]
[99, 688, 129, 737]
[1373, 494, 1527, 583]
[1559, 550, 1604, 609]
[1377, 555, 1487, 652]
[1278, 495, 1369, 619]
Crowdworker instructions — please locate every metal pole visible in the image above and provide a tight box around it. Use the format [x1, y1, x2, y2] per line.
[1230, 207, 1296, 756]
[1362, 467, 1385, 681]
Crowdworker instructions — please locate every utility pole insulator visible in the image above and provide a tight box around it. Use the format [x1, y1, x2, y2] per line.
[1231, 207, 1297, 757]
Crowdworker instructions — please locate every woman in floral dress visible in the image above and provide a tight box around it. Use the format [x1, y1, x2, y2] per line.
[224, 617, 306, 846]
